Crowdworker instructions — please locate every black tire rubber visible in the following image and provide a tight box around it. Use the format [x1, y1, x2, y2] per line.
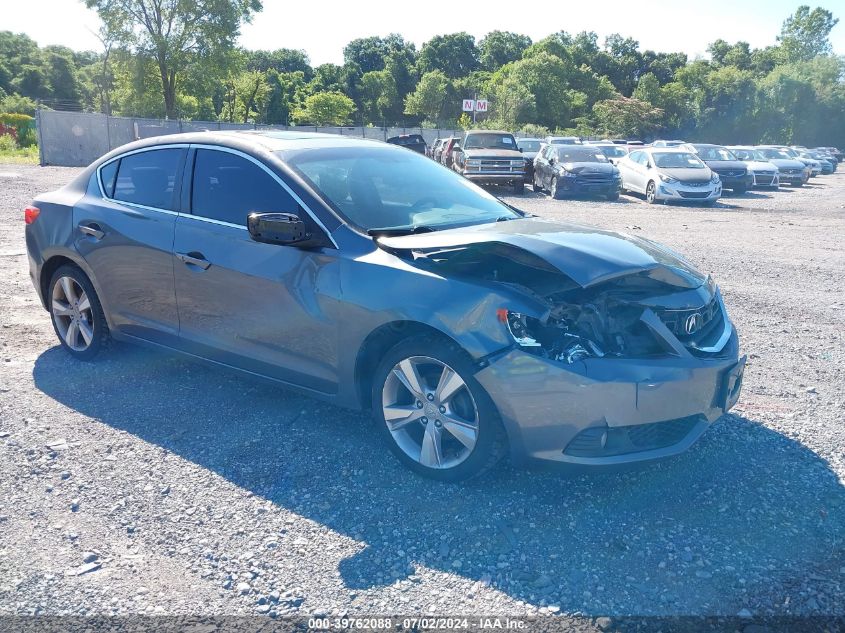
[607, 191, 620, 201]
[48, 264, 110, 361]
[513, 180, 525, 195]
[532, 173, 541, 193]
[645, 181, 657, 204]
[371, 335, 508, 482]
[551, 176, 563, 200]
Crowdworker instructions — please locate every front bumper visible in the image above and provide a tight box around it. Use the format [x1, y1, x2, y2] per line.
[716, 174, 753, 190]
[751, 172, 779, 188]
[461, 171, 525, 186]
[556, 175, 621, 197]
[476, 325, 743, 467]
[655, 180, 721, 202]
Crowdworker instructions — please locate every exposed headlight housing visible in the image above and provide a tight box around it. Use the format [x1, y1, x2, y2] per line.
[499, 310, 604, 364]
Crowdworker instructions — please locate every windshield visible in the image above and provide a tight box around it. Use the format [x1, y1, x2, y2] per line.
[557, 148, 608, 163]
[652, 152, 705, 169]
[696, 147, 736, 161]
[759, 148, 793, 160]
[517, 140, 541, 152]
[463, 133, 517, 150]
[283, 146, 519, 232]
[596, 146, 627, 158]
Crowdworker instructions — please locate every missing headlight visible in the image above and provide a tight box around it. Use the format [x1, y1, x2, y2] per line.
[502, 311, 604, 363]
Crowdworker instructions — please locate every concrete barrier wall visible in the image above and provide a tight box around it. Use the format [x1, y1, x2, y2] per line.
[36, 110, 461, 167]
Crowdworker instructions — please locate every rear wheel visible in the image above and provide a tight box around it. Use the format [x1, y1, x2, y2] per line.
[372, 336, 507, 482]
[645, 180, 657, 204]
[532, 172, 541, 192]
[48, 265, 109, 360]
[513, 180, 524, 195]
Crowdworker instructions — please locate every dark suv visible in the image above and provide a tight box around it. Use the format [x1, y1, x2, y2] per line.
[691, 144, 753, 193]
[452, 130, 526, 194]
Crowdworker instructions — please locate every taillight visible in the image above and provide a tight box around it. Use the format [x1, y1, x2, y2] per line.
[25, 205, 40, 225]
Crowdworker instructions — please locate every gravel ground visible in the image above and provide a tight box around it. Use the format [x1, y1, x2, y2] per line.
[0, 164, 843, 625]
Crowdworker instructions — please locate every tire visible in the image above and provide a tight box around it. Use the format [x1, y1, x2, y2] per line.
[48, 264, 109, 361]
[532, 172, 541, 193]
[607, 191, 620, 201]
[371, 335, 507, 482]
[550, 176, 562, 200]
[513, 180, 524, 195]
[645, 180, 657, 204]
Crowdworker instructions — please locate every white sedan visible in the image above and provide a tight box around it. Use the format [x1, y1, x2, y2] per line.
[618, 148, 722, 205]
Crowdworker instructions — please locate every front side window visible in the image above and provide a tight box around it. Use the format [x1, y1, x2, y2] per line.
[112, 149, 182, 210]
[628, 150, 643, 164]
[517, 140, 541, 152]
[284, 146, 519, 232]
[191, 149, 297, 226]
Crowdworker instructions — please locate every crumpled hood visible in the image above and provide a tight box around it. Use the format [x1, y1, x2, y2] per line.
[377, 218, 707, 289]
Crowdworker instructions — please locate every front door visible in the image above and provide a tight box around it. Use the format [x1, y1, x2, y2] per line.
[172, 147, 340, 394]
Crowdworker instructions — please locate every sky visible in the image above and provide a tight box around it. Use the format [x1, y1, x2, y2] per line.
[3, 0, 843, 63]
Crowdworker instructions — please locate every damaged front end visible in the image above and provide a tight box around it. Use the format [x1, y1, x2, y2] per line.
[376, 224, 744, 466]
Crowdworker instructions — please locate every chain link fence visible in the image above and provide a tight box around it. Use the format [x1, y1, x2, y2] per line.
[35, 110, 462, 167]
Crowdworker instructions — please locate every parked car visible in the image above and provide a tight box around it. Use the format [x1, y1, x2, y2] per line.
[24, 131, 744, 481]
[386, 133, 427, 155]
[754, 147, 809, 186]
[544, 136, 582, 145]
[767, 146, 821, 177]
[726, 147, 780, 189]
[589, 142, 629, 165]
[690, 145, 752, 193]
[440, 137, 461, 169]
[429, 138, 444, 161]
[516, 138, 542, 183]
[532, 145, 621, 200]
[814, 146, 843, 162]
[452, 130, 526, 194]
[651, 140, 688, 148]
[798, 149, 836, 174]
[618, 147, 721, 204]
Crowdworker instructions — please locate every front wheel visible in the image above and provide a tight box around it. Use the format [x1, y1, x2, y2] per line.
[372, 337, 507, 481]
[645, 180, 657, 204]
[513, 180, 525, 195]
[550, 176, 563, 199]
[48, 265, 109, 360]
[532, 172, 541, 192]
[607, 191, 620, 201]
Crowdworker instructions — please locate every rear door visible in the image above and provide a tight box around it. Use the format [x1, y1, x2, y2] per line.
[74, 146, 185, 343]
[172, 146, 340, 393]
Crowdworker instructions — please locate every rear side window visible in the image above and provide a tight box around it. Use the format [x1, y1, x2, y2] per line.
[99, 160, 118, 197]
[191, 149, 297, 226]
[113, 149, 182, 210]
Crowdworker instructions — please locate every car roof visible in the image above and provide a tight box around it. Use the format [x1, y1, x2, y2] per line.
[645, 147, 693, 153]
[466, 129, 513, 135]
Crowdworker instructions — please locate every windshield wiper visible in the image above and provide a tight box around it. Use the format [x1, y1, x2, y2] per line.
[367, 225, 437, 237]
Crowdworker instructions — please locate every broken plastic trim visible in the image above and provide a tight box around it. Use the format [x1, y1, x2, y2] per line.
[503, 311, 605, 364]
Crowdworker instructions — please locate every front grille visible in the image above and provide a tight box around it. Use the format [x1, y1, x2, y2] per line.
[654, 295, 721, 341]
[782, 168, 802, 175]
[754, 174, 776, 186]
[577, 172, 611, 181]
[563, 416, 702, 457]
[716, 170, 744, 178]
[466, 159, 523, 174]
[684, 181, 709, 188]
[678, 190, 710, 199]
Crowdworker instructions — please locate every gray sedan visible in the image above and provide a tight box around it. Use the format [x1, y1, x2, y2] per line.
[24, 132, 744, 481]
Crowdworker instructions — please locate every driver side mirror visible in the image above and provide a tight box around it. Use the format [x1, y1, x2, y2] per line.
[452, 143, 461, 152]
[247, 212, 310, 246]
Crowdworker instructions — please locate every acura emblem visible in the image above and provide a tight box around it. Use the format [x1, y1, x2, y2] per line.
[684, 313, 703, 335]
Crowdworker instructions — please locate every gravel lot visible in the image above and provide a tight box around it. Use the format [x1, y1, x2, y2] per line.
[1, 163, 844, 626]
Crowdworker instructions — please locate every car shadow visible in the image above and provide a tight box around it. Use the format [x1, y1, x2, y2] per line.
[33, 345, 845, 616]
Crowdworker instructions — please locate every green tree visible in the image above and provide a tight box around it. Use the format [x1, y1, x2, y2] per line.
[403, 70, 450, 125]
[490, 76, 534, 128]
[85, 0, 262, 118]
[478, 31, 531, 71]
[294, 91, 355, 125]
[417, 33, 479, 79]
[592, 96, 664, 139]
[264, 70, 307, 124]
[221, 69, 269, 122]
[245, 48, 312, 79]
[777, 5, 839, 62]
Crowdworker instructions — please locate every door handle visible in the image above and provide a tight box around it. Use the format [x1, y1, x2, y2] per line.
[78, 223, 105, 240]
[176, 251, 211, 270]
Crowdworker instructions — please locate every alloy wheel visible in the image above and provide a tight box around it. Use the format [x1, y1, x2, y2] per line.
[51, 276, 94, 352]
[381, 356, 479, 470]
[646, 181, 656, 204]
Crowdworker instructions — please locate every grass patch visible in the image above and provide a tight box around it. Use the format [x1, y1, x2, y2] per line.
[0, 145, 39, 165]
